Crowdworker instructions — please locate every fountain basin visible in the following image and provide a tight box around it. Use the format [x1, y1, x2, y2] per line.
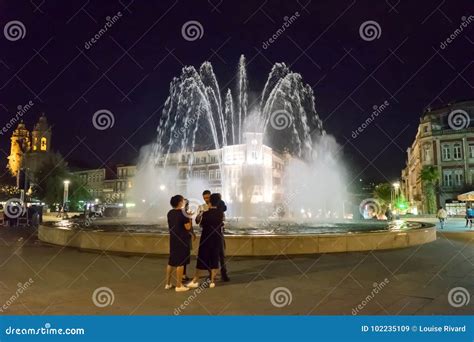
[38, 221, 436, 256]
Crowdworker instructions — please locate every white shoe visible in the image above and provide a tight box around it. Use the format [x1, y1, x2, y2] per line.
[165, 284, 172, 290]
[187, 281, 199, 288]
[209, 282, 216, 288]
[175, 286, 190, 292]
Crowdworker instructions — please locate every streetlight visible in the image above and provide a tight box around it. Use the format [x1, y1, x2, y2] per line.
[392, 182, 400, 212]
[63, 180, 70, 218]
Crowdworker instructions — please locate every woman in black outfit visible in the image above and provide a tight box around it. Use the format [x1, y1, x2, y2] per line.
[187, 193, 224, 289]
[165, 195, 192, 292]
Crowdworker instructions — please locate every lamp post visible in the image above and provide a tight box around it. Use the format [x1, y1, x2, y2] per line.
[392, 182, 400, 211]
[63, 180, 70, 218]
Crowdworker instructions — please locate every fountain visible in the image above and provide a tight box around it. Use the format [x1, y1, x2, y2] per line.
[38, 55, 437, 255]
[130, 55, 344, 220]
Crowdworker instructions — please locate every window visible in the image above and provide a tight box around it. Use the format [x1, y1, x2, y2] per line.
[40, 137, 47, 151]
[209, 170, 215, 180]
[193, 171, 199, 178]
[469, 144, 474, 159]
[454, 170, 464, 186]
[443, 170, 453, 187]
[216, 170, 221, 180]
[200, 170, 206, 179]
[453, 143, 462, 160]
[202, 157, 207, 164]
[251, 151, 257, 159]
[442, 144, 451, 161]
[210, 156, 217, 163]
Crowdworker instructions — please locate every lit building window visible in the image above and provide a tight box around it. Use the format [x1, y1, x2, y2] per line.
[469, 144, 474, 159]
[40, 137, 47, 151]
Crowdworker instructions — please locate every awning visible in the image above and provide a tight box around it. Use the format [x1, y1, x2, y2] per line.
[457, 191, 474, 201]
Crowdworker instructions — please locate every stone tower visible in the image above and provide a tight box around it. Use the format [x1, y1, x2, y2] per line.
[8, 121, 31, 177]
[31, 114, 51, 152]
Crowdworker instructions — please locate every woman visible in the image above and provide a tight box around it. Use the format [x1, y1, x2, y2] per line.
[165, 195, 192, 292]
[187, 193, 224, 289]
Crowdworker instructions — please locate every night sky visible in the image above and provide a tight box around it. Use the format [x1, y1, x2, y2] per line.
[0, 0, 473, 185]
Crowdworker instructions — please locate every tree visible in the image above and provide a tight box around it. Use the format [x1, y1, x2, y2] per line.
[31, 152, 92, 208]
[373, 183, 392, 204]
[420, 165, 439, 214]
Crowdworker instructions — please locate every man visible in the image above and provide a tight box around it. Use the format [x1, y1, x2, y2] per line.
[195, 190, 211, 225]
[436, 206, 448, 229]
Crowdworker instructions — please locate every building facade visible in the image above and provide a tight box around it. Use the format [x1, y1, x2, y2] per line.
[73, 168, 106, 199]
[156, 132, 287, 209]
[8, 114, 52, 179]
[73, 133, 287, 215]
[401, 100, 474, 214]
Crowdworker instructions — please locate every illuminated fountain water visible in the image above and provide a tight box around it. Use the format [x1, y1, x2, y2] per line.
[131, 55, 346, 222]
[41, 58, 437, 253]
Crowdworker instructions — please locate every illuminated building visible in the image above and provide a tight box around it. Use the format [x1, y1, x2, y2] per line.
[7, 114, 51, 178]
[401, 100, 474, 215]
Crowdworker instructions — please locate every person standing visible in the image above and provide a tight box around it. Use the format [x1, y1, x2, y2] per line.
[165, 195, 192, 292]
[436, 206, 448, 229]
[215, 193, 229, 282]
[466, 206, 474, 228]
[195, 190, 211, 224]
[188, 193, 224, 289]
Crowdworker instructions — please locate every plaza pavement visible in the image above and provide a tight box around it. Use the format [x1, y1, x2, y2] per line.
[0, 217, 472, 315]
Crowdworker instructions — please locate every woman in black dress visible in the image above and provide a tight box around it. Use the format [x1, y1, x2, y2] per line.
[165, 195, 192, 292]
[187, 193, 224, 289]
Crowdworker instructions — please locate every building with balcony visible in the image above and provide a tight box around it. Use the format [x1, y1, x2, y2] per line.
[401, 100, 474, 214]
